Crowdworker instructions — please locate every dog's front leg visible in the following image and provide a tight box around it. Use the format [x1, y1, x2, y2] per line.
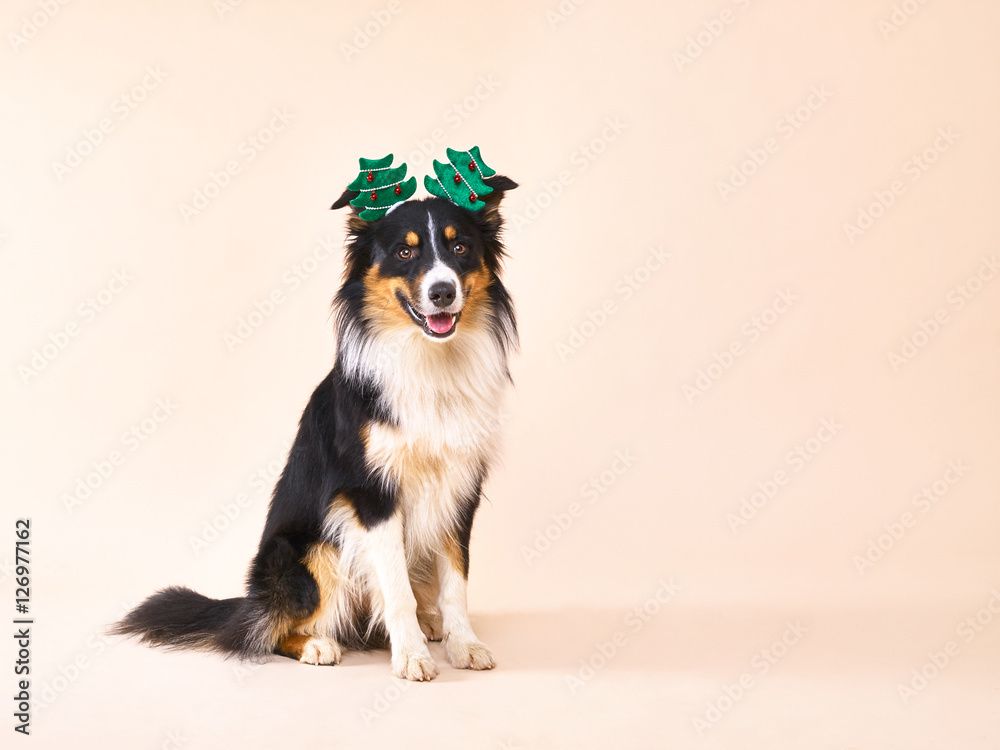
[366, 514, 438, 681]
[438, 543, 496, 670]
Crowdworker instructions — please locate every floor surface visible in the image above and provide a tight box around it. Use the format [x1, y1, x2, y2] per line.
[24, 603, 1000, 749]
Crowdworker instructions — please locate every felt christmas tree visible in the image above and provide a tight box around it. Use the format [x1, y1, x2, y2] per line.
[346, 154, 417, 220]
[424, 146, 496, 210]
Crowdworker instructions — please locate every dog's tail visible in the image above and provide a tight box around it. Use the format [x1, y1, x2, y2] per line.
[111, 538, 320, 659]
[110, 588, 263, 657]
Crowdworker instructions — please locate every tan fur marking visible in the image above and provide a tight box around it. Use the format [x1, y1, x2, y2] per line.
[373, 447, 449, 497]
[411, 557, 443, 641]
[278, 542, 339, 648]
[455, 263, 493, 332]
[311, 496, 372, 642]
[410, 555, 440, 609]
[277, 633, 311, 660]
[444, 225, 457, 241]
[442, 534, 465, 575]
[363, 265, 419, 332]
[324, 492, 358, 526]
[304, 543, 341, 607]
[405, 230, 420, 246]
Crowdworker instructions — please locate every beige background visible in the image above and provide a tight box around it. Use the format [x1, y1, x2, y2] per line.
[2, 1, 999, 748]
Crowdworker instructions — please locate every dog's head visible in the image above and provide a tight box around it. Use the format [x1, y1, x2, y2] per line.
[331, 172, 517, 344]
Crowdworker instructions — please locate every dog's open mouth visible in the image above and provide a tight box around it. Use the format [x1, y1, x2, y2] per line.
[397, 292, 460, 339]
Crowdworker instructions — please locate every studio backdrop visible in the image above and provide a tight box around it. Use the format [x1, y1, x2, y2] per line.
[2, 1, 998, 748]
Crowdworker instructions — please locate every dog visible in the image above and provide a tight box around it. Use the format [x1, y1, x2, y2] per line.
[113, 154, 518, 681]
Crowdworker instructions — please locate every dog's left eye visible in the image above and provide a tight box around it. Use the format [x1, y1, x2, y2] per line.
[453, 243, 467, 256]
[397, 247, 415, 260]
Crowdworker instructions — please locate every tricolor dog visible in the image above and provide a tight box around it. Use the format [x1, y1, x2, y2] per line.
[114, 149, 517, 681]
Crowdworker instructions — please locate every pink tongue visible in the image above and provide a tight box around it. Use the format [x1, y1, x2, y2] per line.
[427, 313, 454, 334]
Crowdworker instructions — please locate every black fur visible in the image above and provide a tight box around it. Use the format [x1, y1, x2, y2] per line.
[454, 478, 484, 579]
[113, 176, 518, 660]
[330, 188, 358, 210]
[111, 587, 243, 650]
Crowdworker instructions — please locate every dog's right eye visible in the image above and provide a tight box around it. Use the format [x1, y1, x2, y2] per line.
[397, 247, 415, 260]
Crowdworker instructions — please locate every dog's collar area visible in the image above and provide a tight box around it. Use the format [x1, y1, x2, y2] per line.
[396, 291, 460, 339]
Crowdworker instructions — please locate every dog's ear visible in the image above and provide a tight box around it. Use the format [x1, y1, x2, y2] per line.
[330, 189, 372, 236]
[484, 175, 518, 194]
[330, 189, 360, 211]
[480, 175, 517, 220]
[476, 175, 517, 273]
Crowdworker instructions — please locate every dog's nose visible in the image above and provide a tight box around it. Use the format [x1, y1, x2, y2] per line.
[428, 281, 456, 308]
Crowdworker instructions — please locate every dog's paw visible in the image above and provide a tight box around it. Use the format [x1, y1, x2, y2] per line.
[392, 647, 438, 681]
[417, 610, 443, 642]
[446, 637, 496, 670]
[298, 636, 342, 666]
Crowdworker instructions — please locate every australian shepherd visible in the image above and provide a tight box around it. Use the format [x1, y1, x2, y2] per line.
[113, 169, 518, 681]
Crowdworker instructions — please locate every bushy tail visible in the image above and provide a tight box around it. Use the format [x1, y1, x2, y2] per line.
[112, 537, 322, 659]
[111, 587, 264, 658]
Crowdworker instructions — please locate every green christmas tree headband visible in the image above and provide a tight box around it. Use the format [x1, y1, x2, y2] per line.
[335, 147, 499, 221]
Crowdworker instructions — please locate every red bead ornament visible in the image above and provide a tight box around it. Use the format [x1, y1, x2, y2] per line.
[468, 161, 475, 171]
[370, 191, 377, 201]
[394, 186, 402, 195]
[469, 193, 477, 203]
[453, 174, 461, 184]
[366, 171, 374, 182]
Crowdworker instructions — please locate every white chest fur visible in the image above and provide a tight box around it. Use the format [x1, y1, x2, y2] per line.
[360, 324, 509, 557]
